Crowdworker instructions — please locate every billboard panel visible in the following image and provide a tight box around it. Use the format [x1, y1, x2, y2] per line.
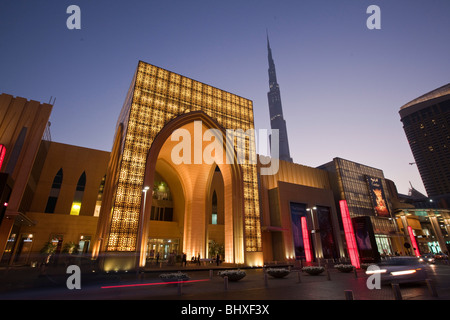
[289, 202, 310, 261]
[316, 206, 338, 259]
[352, 216, 381, 263]
[366, 176, 390, 217]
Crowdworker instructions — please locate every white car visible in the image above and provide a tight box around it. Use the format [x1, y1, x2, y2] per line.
[366, 257, 429, 285]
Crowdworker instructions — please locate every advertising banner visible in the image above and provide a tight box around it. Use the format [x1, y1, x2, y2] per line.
[352, 216, 381, 263]
[366, 176, 390, 217]
[316, 206, 338, 259]
[289, 202, 308, 261]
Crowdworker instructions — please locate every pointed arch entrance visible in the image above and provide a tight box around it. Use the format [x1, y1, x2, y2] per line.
[138, 111, 245, 267]
[93, 62, 263, 271]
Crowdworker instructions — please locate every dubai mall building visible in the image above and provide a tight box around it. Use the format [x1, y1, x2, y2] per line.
[1, 60, 445, 271]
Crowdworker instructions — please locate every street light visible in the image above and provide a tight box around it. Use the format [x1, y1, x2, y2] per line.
[306, 207, 317, 229]
[306, 206, 318, 260]
[136, 186, 150, 274]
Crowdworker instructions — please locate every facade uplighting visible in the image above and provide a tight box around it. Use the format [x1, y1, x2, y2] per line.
[339, 200, 360, 268]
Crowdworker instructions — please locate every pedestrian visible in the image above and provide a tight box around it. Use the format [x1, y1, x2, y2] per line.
[156, 251, 160, 265]
[216, 253, 220, 266]
[197, 253, 201, 266]
[182, 253, 187, 267]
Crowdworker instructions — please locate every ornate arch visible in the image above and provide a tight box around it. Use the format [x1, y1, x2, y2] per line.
[139, 111, 245, 265]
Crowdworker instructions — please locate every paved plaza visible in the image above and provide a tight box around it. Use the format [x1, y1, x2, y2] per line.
[0, 261, 448, 301]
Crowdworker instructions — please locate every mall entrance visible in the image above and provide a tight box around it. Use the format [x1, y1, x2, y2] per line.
[138, 112, 246, 268]
[147, 238, 180, 260]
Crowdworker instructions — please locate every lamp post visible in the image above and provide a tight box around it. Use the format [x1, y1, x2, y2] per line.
[306, 206, 318, 261]
[136, 186, 149, 275]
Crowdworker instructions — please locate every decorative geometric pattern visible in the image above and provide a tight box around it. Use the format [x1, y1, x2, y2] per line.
[106, 61, 261, 252]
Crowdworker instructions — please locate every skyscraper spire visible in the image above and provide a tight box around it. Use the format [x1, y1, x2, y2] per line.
[266, 33, 293, 162]
[267, 31, 278, 90]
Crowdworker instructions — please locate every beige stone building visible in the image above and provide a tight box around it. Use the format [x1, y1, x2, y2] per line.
[258, 157, 345, 264]
[0, 93, 52, 264]
[16, 142, 110, 263]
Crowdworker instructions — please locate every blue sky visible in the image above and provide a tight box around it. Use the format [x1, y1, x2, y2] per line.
[1, 0, 449, 196]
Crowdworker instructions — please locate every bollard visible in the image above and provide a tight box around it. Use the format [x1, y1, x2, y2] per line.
[224, 276, 229, 291]
[326, 268, 331, 281]
[391, 283, 402, 300]
[344, 290, 354, 300]
[209, 269, 213, 279]
[264, 273, 268, 287]
[426, 279, 438, 297]
[178, 281, 182, 296]
[297, 270, 302, 283]
[354, 267, 358, 279]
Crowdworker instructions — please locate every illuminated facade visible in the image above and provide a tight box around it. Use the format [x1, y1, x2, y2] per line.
[387, 180, 450, 255]
[94, 61, 262, 270]
[258, 157, 345, 264]
[5, 66, 443, 270]
[318, 158, 402, 261]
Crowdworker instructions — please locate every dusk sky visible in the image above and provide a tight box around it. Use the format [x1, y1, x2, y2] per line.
[1, 0, 449, 196]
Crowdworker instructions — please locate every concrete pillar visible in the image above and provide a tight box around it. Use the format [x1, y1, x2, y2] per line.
[428, 212, 447, 254]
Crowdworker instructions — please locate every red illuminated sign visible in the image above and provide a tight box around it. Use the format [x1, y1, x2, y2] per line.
[301, 216, 312, 263]
[0, 144, 6, 170]
[339, 200, 360, 268]
[407, 226, 420, 257]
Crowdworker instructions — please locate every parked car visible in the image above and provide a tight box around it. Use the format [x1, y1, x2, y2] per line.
[419, 254, 435, 264]
[366, 256, 428, 285]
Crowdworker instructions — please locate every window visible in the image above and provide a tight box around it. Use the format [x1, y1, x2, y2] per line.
[45, 168, 63, 213]
[70, 171, 86, 215]
[212, 191, 218, 225]
[5, 127, 27, 174]
[0, 144, 6, 170]
[94, 175, 106, 217]
[150, 206, 173, 221]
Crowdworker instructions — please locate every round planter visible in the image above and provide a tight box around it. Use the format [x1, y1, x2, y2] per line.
[334, 264, 354, 273]
[360, 263, 375, 270]
[266, 268, 290, 278]
[218, 270, 246, 281]
[159, 272, 190, 283]
[302, 267, 325, 276]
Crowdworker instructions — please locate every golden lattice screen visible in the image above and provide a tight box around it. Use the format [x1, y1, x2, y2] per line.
[106, 61, 261, 253]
